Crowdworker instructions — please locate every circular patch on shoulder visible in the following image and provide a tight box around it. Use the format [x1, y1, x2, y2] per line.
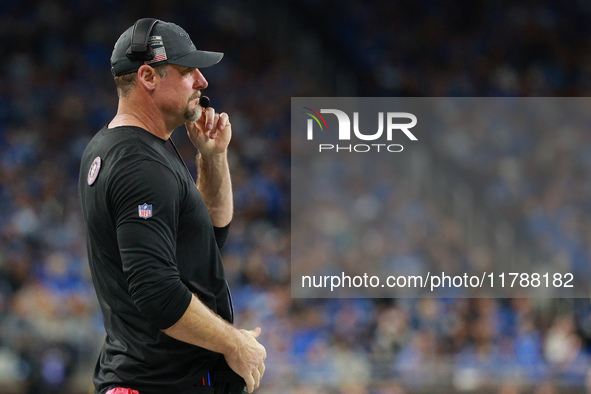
[87, 156, 101, 185]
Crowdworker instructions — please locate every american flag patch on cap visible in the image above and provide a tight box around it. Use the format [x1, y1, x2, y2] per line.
[145, 47, 167, 64]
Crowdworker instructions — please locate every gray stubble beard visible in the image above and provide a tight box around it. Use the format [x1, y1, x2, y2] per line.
[184, 107, 199, 122]
[184, 94, 202, 122]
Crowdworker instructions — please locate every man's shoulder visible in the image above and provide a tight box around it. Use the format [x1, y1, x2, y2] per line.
[80, 125, 182, 191]
[83, 126, 171, 167]
[85, 125, 157, 153]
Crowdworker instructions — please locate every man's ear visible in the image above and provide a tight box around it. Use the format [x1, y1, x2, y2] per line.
[137, 65, 158, 91]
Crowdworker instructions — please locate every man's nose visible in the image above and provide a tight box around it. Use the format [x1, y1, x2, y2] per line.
[194, 69, 208, 89]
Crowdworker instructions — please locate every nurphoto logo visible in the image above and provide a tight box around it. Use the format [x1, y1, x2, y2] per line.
[303, 107, 418, 153]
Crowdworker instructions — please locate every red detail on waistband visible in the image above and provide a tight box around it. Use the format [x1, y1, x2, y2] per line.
[106, 388, 140, 394]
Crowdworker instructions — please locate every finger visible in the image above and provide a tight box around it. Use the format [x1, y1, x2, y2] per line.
[258, 362, 265, 380]
[218, 112, 230, 130]
[250, 327, 262, 338]
[209, 114, 220, 139]
[253, 368, 261, 389]
[185, 122, 205, 144]
[244, 374, 255, 394]
[204, 107, 215, 130]
[185, 121, 198, 134]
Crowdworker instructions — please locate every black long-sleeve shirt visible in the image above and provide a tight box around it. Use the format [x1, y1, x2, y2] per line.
[79, 125, 234, 394]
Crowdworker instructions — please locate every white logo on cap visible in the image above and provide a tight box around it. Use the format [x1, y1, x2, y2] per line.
[147, 36, 163, 46]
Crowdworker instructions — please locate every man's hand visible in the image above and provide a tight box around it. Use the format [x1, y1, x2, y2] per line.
[185, 107, 231, 157]
[224, 327, 267, 393]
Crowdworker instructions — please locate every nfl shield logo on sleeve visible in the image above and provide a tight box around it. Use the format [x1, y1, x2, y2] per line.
[138, 203, 152, 219]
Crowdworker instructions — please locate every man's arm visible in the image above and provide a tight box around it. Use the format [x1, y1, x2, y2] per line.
[186, 108, 233, 227]
[113, 160, 265, 393]
[163, 294, 266, 393]
[196, 151, 232, 227]
[185, 109, 266, 393]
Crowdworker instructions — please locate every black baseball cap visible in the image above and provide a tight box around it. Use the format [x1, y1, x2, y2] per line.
[111, 19, 223, 76]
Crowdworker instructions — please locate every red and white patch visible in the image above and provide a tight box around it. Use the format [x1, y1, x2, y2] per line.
[138, 203, 153, 219]
[145, 47, 167, 64]
[106, 388, 140, 394]
[87, 157, 101, 185]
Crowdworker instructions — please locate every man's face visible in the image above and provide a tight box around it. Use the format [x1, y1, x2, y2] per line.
[155, 64, 208, 125]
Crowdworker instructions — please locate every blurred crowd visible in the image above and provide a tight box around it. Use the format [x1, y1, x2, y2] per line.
[2, 0, 591, 393]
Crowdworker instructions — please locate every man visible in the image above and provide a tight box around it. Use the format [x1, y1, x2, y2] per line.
[78, 19, 266, 394]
